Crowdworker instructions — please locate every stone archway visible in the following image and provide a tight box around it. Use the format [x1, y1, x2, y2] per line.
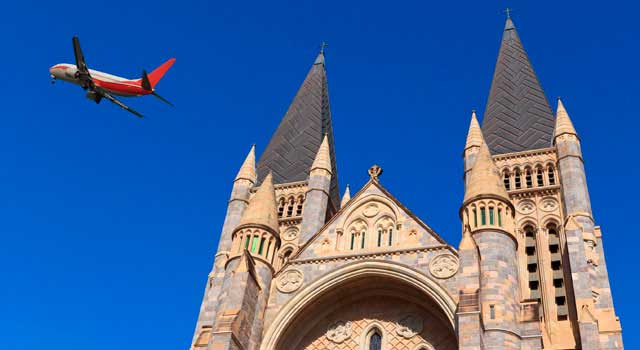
[261, 261, 457, 350]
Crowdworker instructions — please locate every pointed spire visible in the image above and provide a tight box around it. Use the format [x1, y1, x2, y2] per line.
[464, 137, 510, 203]
[554, 98, 578, 138]
[238, 172, 279, 234]
[459, 226, 476, 250]
[256, 51, 340, 210]
[482, 16, 555, 154]
[311, 134, 332, 173]
[465, 110, 483, 150]
[340, 185, 351, 207]
[234, 144, 257, 183]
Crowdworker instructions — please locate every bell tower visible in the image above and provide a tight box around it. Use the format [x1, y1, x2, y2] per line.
[465, 15, 623, 350]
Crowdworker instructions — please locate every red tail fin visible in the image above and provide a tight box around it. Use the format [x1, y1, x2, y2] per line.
[146, 58, 175, 89]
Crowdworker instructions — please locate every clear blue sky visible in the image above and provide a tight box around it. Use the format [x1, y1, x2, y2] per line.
[2, 0, 638, 348]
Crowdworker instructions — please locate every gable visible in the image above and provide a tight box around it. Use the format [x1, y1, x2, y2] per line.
[294, 180, 452, 260]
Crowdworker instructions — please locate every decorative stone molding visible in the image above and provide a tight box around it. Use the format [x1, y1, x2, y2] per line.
[396, 314, 423, 338]
[429, 253, 459, 279]
[517, 200, 535, 215]
[363, 203, 380, 218]
[276, 269, 304, 293]
[283, 227, 299, 241]
[289, 245, 454, 266]
[326, 320, 352, 343]
[540, 197, 558, 212]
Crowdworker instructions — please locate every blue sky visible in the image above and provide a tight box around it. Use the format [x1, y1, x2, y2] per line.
[2, 0, 638, 349]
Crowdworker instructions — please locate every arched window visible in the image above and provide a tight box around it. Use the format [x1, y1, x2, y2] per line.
[536, 166, 544, 187]
[265, 239, 272, 259]
[350, 232, 355, 250]
[277, 198, 285, 218]
[369, 330, 382, 350]
[295, 196, 304, 216]
[388, 228, 393, 246]
[377, 229, 383, 247]
[548, 223, 568, 320]
[524, 225, 541, 302]
[525, 168, 533, 188]
[503, 171, 511, 190]
[286, 197, 294, 217]
[515, 169, 522, 189]
[548, 166, 556, 185]
[361, 230, 366, 249]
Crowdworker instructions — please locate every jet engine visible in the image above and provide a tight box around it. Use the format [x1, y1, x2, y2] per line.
[85, 90, 102, 104]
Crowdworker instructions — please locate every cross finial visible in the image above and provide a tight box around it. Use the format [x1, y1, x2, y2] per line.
[320, 41, 328, 54]
[503, 8, 513, 18]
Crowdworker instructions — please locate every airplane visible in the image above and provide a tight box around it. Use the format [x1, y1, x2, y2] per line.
[49, 36, 175, 118]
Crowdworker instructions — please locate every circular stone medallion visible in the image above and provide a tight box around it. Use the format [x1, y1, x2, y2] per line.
[283, 227, 299, 241]
[363, 203, 380, 218]
[276, 269, 304, 293]
[429, 254, 459, 279]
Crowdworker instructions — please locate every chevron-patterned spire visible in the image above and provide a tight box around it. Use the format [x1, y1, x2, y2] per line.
[482, 17, 555, 154]
[256, 50, 340, 211]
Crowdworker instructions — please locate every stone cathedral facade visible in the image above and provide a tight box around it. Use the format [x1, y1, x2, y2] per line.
[189, 17, 623, 350]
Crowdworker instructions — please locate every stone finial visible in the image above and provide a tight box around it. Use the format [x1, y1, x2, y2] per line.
[340, 185, 351, 208]
[235, 144, 257, 183]
[465, 110, 483, 151]
[463, 140, 509, 203]
[311, 134, 332, 174]
[368, 165, 383, 181]
[554, 98, 578, 138]
[238, 172, 279, 234]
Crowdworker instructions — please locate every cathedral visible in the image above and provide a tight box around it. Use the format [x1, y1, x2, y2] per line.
[189, 16, 623, 350]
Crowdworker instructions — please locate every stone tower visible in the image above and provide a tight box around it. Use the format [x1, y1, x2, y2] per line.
[189, 16, 623, 350]
[461, 15, 623, 350]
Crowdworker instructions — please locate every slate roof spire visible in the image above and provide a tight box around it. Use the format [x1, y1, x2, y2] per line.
[482, 16, 556, 154]
[256, 49, 340, 211]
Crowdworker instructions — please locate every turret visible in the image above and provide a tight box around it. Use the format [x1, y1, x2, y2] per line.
[191, 145, 257, 349]
[463, 110, 483, 188]
[229, 172, 281, 264]
[340, 184, 351, 208]
[208, 173, 280, 350]
[460, 135, 520, 350]
[554, 98, 591, 217]
[554, 99, 622, 347]
[299, 134, 333, 243]
[456, 226, 482, 350]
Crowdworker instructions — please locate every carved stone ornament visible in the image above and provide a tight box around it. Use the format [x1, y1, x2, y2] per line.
[429, 254, 459, 279]
[276, 269, 304, 293]
[326, 320, 352, 343]
[363, 203, 380, 218]
[283, 227, 299, 241]
[518, 200, 535, 215]
[368, 164, 383, 181]
[540, 197, 558, 212]
[396, 314, 424, 339]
